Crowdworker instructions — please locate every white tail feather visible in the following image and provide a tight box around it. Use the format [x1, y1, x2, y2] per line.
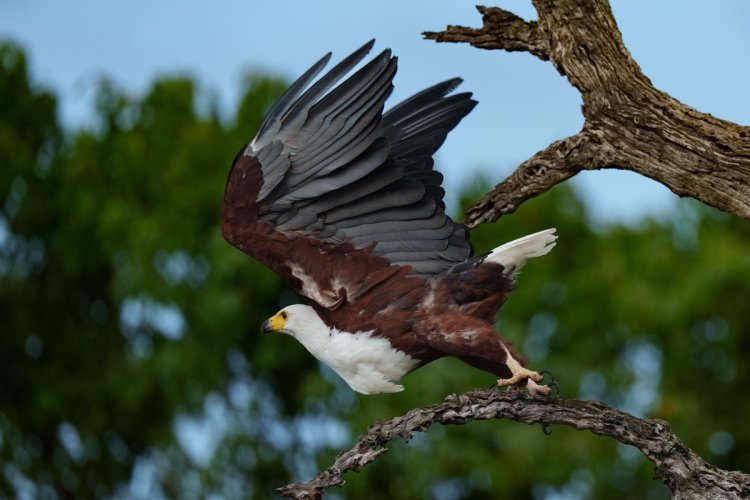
[485, 228, 557, 274]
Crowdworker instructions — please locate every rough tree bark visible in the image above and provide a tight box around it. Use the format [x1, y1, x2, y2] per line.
[278, 390, 750, 499]
[278, 1, 750, 498]
[423, 1, 750, 228]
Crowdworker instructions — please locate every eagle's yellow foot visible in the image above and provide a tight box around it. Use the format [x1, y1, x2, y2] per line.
[525, 377, 552, 397]
[497, 366, 552, 397]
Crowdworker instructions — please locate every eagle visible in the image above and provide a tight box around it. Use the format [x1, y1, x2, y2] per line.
[221, 41, 557, 396]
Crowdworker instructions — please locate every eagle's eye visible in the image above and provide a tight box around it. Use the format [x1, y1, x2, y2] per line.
[280, 311, 288, 320]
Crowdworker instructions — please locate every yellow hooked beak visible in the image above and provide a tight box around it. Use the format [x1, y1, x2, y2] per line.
[260, 310, 288, 334]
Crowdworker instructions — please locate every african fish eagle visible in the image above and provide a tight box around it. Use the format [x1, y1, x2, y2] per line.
[221, 41, 557, 395]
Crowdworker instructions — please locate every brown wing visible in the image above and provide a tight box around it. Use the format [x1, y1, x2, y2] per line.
[221, 41, 476, 316]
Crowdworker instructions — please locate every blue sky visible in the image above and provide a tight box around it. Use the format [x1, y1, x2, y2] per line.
[2, 0, 749, 224]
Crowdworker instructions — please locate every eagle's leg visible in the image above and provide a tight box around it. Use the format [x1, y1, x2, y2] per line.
[498, 355, 552, 396]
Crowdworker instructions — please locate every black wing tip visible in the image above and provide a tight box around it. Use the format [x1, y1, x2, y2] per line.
[439, 79, 477, 106]
[442, 81, 479, 110]
[342, 39, 378, 68]
[312, 38, 376, 75]
[453, 92, 479, 110]
[442, 77, 464, 94]
[373, 47, 395, 65]
[318, 51, 334, 67]
[358, 38, 377, 53]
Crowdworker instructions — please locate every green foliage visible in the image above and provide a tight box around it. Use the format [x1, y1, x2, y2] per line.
[1, 41, 748, 498]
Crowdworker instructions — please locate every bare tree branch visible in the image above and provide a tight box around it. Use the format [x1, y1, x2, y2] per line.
[423, 5, 550, 60]
[278, 389, 750, 499]
[424, 1, 750, 227]
[464, 130, 594, 225]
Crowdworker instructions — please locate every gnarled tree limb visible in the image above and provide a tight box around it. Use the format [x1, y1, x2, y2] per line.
[424, 1, 750, 227]
[278, 389, 750, 499]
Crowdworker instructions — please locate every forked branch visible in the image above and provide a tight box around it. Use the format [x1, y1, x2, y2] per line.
[424, 1, 750, 227]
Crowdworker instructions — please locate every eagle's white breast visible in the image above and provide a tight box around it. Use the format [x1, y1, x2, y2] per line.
[280, 304, 419, 394]
[319, 329, 420, 394]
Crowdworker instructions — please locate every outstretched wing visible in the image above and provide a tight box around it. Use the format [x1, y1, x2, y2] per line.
[221, 41, 476, 311]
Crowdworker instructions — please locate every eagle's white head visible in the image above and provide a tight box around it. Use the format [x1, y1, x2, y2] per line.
[260, 304, 418, 394]
[260, 304, 329, 349]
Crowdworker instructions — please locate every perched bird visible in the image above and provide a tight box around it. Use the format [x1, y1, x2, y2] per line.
[222, 41, 556, 395]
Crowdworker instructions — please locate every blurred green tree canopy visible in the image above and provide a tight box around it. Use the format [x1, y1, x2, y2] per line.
[1, 41, 749, 499]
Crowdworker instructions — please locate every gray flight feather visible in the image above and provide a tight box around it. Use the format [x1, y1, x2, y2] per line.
[244, 42, 477, 277]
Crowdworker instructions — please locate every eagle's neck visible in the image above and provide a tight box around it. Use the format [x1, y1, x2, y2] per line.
[291, 325, 333, 360]
[285, 311, 333, 357]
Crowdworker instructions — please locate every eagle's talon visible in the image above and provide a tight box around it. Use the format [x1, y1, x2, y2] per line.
[497, 366, 554, 397]
[547, 379, 560, 399]
[538, 369, 555, 385]
[498, 366, 541, 386]
[526, 378, 552, 397]
[537, 369, 560, 398]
